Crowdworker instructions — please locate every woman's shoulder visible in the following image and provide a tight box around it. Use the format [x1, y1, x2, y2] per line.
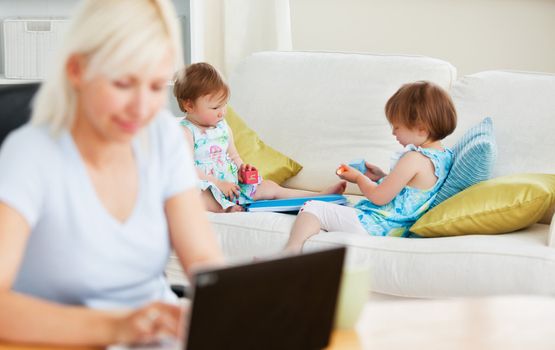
[144, 109, 189, 156]
[148, 109, 184, 140]
[5, 122, 50, 141]
[0, 124, 65, 186]
[1, 123, 59, 158]
[153, 109, 182, 129]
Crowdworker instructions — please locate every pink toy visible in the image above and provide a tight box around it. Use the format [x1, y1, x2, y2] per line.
[241, 168, 259, 184]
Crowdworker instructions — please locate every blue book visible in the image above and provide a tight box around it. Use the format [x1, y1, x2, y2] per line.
[245, 194, 348, 213]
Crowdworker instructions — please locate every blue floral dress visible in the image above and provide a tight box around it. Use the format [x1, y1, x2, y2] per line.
[355, 145, 453, 237]
[180, 118, 260, 209]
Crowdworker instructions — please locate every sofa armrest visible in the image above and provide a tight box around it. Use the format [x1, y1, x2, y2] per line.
[549, 212, 555, 248]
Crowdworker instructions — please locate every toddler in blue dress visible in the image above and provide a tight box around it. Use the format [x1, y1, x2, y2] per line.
[173, 63, 347, 212]
[284, 81, 457, 253]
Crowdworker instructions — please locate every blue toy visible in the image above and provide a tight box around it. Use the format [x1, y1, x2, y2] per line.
[348, 159, 367, 174]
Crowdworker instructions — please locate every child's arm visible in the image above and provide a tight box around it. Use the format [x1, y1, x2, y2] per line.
[339, 152, 421, 206]
[364, 161, 387, 181]
[363, 152, 422, 205]
[226, 125, 258, 183]
[226, 125, 244, 168]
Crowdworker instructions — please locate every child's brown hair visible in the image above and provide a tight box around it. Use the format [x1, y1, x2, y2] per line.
[385, 81, 457, 141]
[173, 62, 230, 113]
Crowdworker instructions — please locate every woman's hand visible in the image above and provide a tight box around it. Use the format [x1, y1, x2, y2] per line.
[336, 164, 363, 183]
[114, 302, 184, 345]
[216, 180, 241, 201]
[364, 162, 387, 181]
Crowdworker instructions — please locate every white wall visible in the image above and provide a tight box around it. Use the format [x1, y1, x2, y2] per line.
[191, 0, 225, 72]
[290, 0, 555, 76]
[0, 0, 192, 78]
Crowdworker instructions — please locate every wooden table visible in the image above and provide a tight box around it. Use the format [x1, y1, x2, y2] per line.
[327, 295, 555, 349]
[3, 296, 555, 350]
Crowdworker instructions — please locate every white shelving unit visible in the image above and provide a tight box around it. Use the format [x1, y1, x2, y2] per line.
[0, 0, 191, 85]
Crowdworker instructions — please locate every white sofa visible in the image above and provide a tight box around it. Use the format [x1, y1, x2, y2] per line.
[169, 51, 555, 298]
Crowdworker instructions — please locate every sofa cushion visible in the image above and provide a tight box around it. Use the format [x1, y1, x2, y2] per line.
[225, 106, 302, 184]
[433, 117, 497, 206]
[301, 225, 555, 298]
[541, 202, 555, 225]
[204, 211, 555, 298]
[412, 173, 555, 237]
[229, 52, 456, 194]
[447, 70, 555, 177]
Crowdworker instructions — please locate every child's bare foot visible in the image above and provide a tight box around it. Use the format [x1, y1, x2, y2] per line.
[320, 181, 347, 195]
[225, 205, 245, 213]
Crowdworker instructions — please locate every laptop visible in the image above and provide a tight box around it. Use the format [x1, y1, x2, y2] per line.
[113, 247, 345, 350]
[186, 247, 346, 349]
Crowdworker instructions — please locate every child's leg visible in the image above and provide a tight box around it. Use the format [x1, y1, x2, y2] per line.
[253, 180, 347, 200]
[283, 211, 322, 254]
[201, 190, 244, 213]
[283, 201, 366, 254]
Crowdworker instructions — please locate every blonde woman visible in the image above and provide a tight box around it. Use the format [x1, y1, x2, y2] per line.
[0, 0, 223, 346]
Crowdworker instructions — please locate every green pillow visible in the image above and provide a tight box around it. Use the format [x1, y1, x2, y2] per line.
[411, 174, 555, 237]
[225, 106, 302, 184]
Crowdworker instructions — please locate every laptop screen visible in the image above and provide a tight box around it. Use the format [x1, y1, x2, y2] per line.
[185, 247, 346, 350]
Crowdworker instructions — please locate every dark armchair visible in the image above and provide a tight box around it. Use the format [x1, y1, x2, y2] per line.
[0, 83, 40, 147]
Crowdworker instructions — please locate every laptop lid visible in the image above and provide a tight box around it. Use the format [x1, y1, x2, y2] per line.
[185, 247, 346, 350]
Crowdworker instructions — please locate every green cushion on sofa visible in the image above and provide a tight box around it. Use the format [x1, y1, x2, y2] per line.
[225, 106, 302, 184]
[411, 173, 555, 237]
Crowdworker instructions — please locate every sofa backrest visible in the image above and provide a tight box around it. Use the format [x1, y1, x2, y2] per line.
[447, 70, 555, 177]
[229, 51, 456, 193]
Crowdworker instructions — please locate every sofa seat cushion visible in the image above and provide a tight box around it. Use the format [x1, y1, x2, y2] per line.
[207, 212, 555, 298]
[209, 212, 297, 258]
[302, 224, 555, 298]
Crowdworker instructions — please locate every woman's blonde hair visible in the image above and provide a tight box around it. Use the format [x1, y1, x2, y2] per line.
[385, 81, 457, 141]
[31, 0, 183, 134]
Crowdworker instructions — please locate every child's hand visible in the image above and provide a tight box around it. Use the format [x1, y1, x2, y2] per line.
[238, 163, 257, 183]
[336, 164, 362, 183]
[364, 162, 386, 181]
[216, 180, 241, 201]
